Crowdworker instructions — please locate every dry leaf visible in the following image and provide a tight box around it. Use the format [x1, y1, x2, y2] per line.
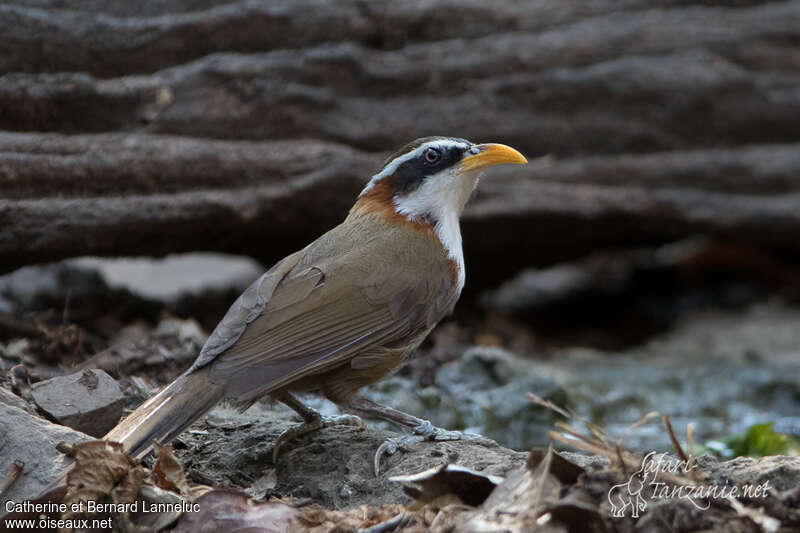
[389, 464, 504, 506]
[171, 490, 299, 533]
[152, 442, 190, 496]
[59, 440, 144, 521]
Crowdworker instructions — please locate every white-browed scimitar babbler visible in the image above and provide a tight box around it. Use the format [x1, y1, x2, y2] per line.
[105, 136, 527, 474]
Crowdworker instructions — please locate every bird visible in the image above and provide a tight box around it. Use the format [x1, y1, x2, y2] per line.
[102, 136, 527, 474]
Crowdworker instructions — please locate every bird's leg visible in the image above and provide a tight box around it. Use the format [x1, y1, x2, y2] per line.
[273, 391, 364, 462]
[345, 395, 487, 475]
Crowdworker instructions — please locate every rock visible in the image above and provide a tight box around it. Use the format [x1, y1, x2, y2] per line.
[0, 339, 32, 366]
[0, 253, 265, 334]
[30, 369, 125, 437]
[486, 263, 597, 312]
[0, 386, 34, 414]
[278, 426, 525, 509]
[69, 254, 265, 329]
[86, 317, 207, 379]
[69, 254, 262, 305]
[431, 347, 567, 450]
[0, 259, 166, 343]
[480, 238, 800, 349]
[0, 403, 90, 502]
[536, 301, 800, 452]
[0, 261, 109, 317]
[698, 454, 800, 494]
[173, 403, 527, 509]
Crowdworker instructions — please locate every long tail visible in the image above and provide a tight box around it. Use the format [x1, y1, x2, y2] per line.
[104, 366, 225, 458]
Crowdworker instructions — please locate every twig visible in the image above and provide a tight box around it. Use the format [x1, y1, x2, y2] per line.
[616, 411, 662, 472]
[620, 411, 661, 444]
[662, 414, 690, 464]
[531, 444, 553, 519]
[527, 392, 579, 421]
[0, 460, 24, 496]
[548, 430, 633, 466]
[548, 430, 693, 487]
[528, 392, 614, 446]
[554, 422, 607, 449]
[685, 422, 699, 481]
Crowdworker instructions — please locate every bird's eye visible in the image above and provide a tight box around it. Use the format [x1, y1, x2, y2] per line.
[423, 148, 441, 164]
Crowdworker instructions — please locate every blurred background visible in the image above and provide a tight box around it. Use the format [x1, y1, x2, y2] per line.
[2, 0, 800, 457]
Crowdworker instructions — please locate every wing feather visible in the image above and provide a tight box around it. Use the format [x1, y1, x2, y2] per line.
[211, 303, 396, 380]
[190, 250, 304, 370]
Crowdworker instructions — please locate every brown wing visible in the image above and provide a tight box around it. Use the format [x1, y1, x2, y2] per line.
[190, 250, 305, 370]
[198, 216, 459, 403]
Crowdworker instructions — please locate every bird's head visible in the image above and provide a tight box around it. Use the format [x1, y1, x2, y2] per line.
[353, 136, 527, 227]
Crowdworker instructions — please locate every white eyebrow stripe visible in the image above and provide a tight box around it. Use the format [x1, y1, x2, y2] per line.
[359, 139, 470, 196]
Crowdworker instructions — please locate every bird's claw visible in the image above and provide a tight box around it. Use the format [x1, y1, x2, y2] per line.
[373, 421, 487, 476]
[373, 434, 426, 474]
[273, 414, 364, 462]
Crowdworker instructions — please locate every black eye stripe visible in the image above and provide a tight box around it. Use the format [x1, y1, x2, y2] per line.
[391, 144, 465, 194]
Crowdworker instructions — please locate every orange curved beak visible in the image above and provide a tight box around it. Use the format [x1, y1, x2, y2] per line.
[458, 143, 528, 174]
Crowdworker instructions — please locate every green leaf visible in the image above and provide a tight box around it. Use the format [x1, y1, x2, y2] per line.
[703, 422, 800, 459]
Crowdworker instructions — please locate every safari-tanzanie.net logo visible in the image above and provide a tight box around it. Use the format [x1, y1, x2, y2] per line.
[608, 451, 771, 518]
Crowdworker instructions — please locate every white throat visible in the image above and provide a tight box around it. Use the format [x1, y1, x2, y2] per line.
[392, 167, 481, 293]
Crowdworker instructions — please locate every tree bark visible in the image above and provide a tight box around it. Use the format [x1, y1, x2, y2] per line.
[3, 132, 799, 283]
[2, 0, 800, 280]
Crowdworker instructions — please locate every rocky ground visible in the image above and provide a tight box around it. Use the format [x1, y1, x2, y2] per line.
[1, 252, 799, 532]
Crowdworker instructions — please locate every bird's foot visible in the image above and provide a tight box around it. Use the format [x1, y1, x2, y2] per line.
[273, 413, 364, 462]
[373, 420, 486, 475]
